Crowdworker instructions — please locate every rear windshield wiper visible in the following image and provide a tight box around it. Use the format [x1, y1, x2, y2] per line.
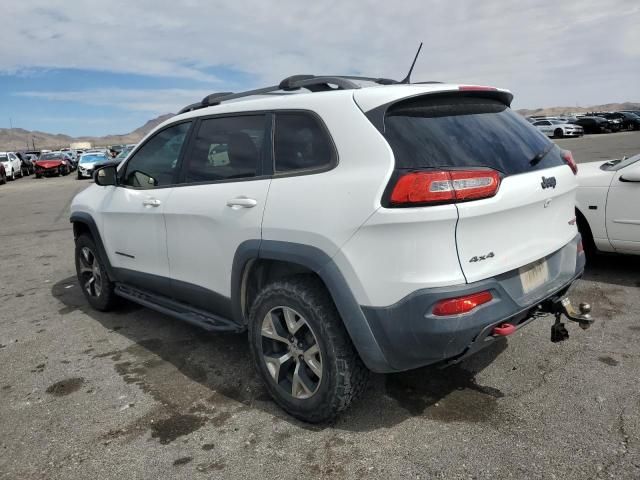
[529, 144, 554, 166]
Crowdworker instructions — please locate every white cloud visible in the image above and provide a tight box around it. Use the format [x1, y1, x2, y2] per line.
[1, 0, 639, 108]
[16, 88, 212, 113]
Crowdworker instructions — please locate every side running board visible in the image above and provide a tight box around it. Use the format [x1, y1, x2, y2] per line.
[115, 284, 244, 333]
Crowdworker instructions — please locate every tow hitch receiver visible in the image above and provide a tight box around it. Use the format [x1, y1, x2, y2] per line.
[544, 297, 594, 343]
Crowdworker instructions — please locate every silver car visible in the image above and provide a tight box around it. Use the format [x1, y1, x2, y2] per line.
[532, 119, 583, 138]
[76, 152, 109, 179]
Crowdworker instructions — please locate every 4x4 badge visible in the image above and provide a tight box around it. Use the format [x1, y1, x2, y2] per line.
[541, 176, 557, 189]
[469, 252, 495, 263]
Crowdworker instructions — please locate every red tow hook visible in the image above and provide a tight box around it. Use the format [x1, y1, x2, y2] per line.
[493, 323, 516, 336]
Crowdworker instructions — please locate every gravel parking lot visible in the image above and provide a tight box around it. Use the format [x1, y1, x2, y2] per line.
[1, 133, 639, 480]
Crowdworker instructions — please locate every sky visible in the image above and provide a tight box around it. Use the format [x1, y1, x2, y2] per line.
[0, 0, 638, 137]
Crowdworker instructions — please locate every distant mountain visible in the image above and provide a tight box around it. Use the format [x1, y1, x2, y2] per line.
[0, 113, 173, 151]
[517, 102, 640, 117]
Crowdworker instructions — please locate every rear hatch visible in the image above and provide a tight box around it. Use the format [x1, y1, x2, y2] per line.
[379, 93, 578, 283]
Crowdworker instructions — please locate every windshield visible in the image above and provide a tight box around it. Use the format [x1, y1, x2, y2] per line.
[39, 153, 62, 160]
[383, 96, 564, 176]
[115, 147, 133, 159]
[80, 154, 106, 164]
[600, 154, 640, 171]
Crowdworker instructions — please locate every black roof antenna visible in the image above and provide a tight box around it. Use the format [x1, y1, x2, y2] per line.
[399, 42, 423, 84]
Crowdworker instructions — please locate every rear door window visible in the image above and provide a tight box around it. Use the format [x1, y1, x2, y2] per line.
[274, 112, 335, 173]
[383, 96, 564, 175]
[183, 115, 267, 183]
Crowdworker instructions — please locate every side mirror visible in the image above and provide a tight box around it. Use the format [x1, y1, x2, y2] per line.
[94, 165, 118, 186]
[620, 166, 640, 183]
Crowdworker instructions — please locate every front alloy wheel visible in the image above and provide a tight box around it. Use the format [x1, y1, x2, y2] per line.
[78, 246, 103, 298]
[74, 234, 117, 311]
[261, 306, 323, 399]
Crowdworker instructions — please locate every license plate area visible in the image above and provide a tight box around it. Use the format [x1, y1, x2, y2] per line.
[519, 259, 549, 294]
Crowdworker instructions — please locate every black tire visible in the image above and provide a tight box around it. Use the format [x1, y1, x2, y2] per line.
[77, 171, 82, 180]
[0, 171, 6, 184]
[576, 210, 597, 259]
[35, 172, 42, 179]
[248, 275, 368, 423]
[9, 169, 15, 181]
[554, 128, 563, 138]
[75, 234, 118, 311]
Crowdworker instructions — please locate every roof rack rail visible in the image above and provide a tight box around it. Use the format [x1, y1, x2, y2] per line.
[177, 92, 233, 114]
[176, 74, 403, 115]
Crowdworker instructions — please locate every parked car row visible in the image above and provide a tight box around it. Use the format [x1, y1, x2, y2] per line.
[76, 145, 135, 179]
[527, 111, 640, 137]
[0, 145, 136, 185]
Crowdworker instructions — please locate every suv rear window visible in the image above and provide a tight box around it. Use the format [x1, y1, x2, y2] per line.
[383, 96, 564, 175]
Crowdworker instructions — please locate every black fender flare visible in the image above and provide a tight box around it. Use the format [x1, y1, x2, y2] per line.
[231, 239, 392, 372]
[70, 212, 116, 280]
[575, 207, 596, 253]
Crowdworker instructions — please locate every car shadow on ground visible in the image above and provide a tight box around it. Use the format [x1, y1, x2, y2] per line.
[52, 275, 508, 432]
[583, 253, 640, 289]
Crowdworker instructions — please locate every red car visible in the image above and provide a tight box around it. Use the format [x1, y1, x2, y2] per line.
[34, 153, 71, 178]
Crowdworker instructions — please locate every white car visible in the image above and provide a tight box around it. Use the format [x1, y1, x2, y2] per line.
[532, 119, 583, 138]
[70, 75, 592, 422]
[575, 154, 640, 255]
[77, 152, 109, 179]
[0, 152, 23, 181]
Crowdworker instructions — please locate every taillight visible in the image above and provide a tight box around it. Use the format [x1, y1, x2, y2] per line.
[432, 291, 493, 316]
[390, 169, 501, 206]
[561, 149, 578, 174]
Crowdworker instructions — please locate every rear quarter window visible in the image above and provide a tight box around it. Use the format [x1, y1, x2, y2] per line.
[383, 95, 565, 175]
[274, 112, 336, 174]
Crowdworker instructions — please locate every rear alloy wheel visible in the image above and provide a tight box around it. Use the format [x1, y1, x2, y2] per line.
[554, 128, 563, 138]
[249, 276, 368, 423]
[261, 306, 323, 400]
[75, 234, 118, 311]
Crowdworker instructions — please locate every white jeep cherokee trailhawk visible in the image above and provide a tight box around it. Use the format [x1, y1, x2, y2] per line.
[70, 75, 592, 422]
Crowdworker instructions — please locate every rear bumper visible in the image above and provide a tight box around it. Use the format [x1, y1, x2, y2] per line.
[360, 234, 585, 372]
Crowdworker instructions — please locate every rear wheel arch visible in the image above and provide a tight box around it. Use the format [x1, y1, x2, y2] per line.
[575, 207, 597, 254]
[231, 240, 392, 372]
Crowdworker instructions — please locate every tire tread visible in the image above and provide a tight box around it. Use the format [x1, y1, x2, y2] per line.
[249, 275, 368, 423]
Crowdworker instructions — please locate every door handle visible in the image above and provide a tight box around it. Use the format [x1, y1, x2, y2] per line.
[143, 198, 162, 207]
[226, 197, 257, 208]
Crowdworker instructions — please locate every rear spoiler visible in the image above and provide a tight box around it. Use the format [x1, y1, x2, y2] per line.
[363, 87, 514, 133]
